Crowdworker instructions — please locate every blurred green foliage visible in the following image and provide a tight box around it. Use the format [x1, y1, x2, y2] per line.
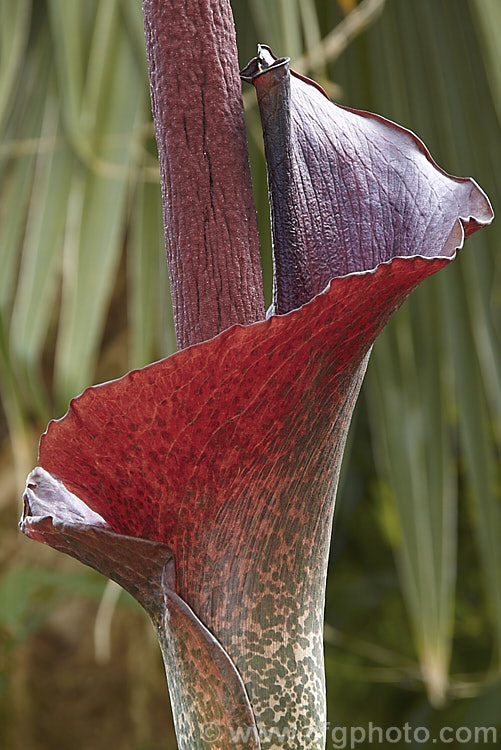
[0, 0, 500, 748]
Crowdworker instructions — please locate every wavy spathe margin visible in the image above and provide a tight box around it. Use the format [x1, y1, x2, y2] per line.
[22, 467, 171, 613]
[241, 44, 493, 314]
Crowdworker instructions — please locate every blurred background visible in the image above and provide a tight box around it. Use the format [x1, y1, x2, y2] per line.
[0, 0, 500, 748]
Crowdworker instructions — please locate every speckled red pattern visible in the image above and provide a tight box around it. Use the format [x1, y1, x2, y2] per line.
[39, 257, 444, 550]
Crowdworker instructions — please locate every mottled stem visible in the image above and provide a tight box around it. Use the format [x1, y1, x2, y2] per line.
[142, 0, 264, 349]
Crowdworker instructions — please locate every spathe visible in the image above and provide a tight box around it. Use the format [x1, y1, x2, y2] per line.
[20, 44, 493, 750]
[241, 45, 492, 314]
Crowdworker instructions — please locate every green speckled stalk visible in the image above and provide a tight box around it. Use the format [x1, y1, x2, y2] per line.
[166, 359, 370, 750]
